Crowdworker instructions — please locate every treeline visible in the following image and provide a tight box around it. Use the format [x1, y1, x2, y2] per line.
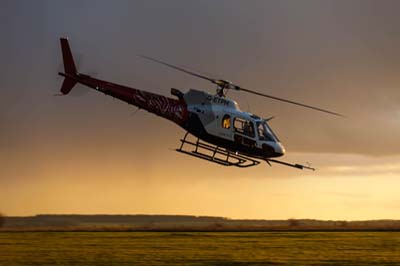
[2, 215, 400, 231]
[3, 214, 228, 227]
[0, 213, 4, 228]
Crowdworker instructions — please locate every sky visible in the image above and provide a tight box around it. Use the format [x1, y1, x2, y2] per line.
[1, 0, 400, 220]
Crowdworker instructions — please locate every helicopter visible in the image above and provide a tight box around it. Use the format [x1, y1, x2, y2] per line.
[58, 38, 343, 170]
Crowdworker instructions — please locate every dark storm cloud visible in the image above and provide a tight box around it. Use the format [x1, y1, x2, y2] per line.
[2, 0, 400, 165]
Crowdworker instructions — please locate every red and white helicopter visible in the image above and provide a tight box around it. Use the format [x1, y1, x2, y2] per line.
[58, 38, 342, 170]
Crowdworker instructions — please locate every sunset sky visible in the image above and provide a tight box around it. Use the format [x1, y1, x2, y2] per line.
[2, 0, 400, 220]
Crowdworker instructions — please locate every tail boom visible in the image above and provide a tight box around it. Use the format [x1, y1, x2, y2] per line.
[74, 74, 188, 124]
[58, 38, 187, 124]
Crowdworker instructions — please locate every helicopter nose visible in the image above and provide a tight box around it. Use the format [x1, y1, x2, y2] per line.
[273, 142, 286, 157]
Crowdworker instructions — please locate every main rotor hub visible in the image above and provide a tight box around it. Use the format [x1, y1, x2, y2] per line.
[215, 80, 235, 97]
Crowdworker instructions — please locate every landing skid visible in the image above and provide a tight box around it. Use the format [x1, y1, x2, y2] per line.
[176, 133, 261, 168]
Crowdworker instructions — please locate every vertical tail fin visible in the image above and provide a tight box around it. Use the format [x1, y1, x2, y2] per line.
[60, 38, 77, 75]
[59, 38, 78, 94]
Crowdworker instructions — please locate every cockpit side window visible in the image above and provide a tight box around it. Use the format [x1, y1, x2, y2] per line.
[257, 121, 279, 142]
[265, 122, 280, 141]
[222, 114, 231, 129]
[233, 117, 255, 138]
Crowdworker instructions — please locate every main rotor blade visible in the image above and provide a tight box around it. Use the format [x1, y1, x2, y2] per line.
[138, 55, 217, 84]
[138, 55, 344, 117]
[238, 87, 344, 117]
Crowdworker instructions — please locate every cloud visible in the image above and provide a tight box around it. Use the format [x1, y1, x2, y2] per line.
[326, 164, 400, 176]
[329, 192, 370, 199]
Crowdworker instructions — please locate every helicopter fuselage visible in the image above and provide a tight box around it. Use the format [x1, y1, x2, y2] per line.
[60, 71, 284, 160]
[180, 89, 285, 159]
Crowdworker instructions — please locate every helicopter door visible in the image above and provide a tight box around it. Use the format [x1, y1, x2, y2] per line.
[233, 117, 256, 148]
[218, 114, 233, 139]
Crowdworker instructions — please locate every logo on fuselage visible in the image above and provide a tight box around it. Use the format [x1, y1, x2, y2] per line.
[206, 95, 230, 106]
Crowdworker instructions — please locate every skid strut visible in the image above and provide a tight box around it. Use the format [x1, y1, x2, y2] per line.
[176, 133, 260, 168]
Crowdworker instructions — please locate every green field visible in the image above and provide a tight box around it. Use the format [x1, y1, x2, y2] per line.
[1, 232, 400, 265]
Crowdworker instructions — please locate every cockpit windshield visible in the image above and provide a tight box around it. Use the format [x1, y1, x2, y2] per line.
[256, 121, 279, 142]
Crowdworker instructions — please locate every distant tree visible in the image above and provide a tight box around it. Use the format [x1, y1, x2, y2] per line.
[0, 213, 4, 228]
[339, 221, 348, 227]
[288, 219, 300, 227]
[214, 222, 224, 229]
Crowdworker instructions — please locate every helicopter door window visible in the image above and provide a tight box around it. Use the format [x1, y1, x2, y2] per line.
[222, 114, 231, 129]
[233, 117, 255, 138]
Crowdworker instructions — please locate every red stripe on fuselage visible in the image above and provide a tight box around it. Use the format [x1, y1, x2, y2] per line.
[68, 73, 188, 125]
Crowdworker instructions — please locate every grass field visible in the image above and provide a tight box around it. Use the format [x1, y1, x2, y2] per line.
[1, 232, 400, 265]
